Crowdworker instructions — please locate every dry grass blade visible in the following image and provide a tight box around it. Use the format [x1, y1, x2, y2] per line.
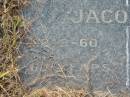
[0, 0, 29, 97]
[25, 87, 130, 97]
[0, 0, 130, 97]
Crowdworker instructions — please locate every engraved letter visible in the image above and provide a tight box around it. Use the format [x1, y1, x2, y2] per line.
[69, 9, 83, 23]
[101, 10, 113, 23]
[86, 10, 100, 23]
[115, 10, 128, 23]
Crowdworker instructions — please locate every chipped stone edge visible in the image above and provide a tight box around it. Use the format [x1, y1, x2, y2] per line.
[126, 26, 130, 88]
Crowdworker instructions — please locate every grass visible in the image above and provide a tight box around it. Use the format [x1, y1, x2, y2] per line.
[24, 87, 130, 97]
[0, 0, 29, 96]
[0, 0, 130, 97]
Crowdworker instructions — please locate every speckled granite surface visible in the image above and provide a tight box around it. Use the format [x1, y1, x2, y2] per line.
[19, 0, 130, 92]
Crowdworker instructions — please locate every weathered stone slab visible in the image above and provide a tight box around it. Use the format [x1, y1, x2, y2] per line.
[19, 0, 130, 92]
